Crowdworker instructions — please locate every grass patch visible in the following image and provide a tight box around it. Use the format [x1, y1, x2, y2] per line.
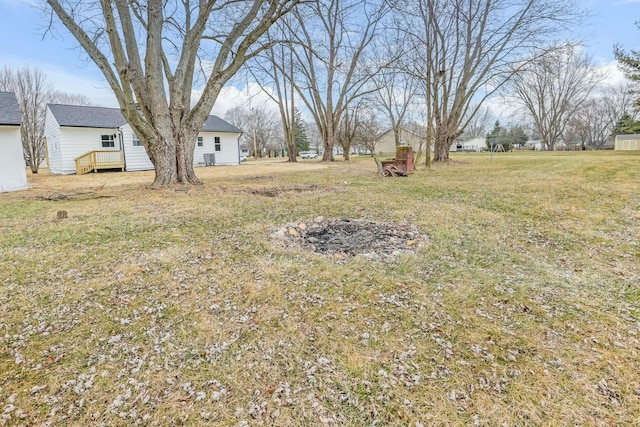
[1, 153, 639, 425]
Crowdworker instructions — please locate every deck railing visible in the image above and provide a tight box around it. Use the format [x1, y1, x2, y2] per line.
[74, 150, 125, 175]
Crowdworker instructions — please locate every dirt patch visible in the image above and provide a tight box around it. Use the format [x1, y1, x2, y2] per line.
[249, 185, 320, 197]
[31, 190, 114, 202]
[229, 185, 341, 197]
[272, 217, 428, 261]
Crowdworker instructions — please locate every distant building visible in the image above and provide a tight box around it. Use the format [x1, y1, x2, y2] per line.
[614, 134, 640, 151]
[374, 126, 427, 155]
[454, 136, 486, 152]
[0, 92, 28, 192]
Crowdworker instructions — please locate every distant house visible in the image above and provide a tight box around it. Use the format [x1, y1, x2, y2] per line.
[0, 92, 28, 192]
[454, 136, 486, 152]
[374, 126, 427, 155]
[614, 134, 640, 151]
[44, 104, 243, 175]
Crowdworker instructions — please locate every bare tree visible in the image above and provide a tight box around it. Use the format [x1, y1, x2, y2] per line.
[397, 0, 585, 161]
[464, 104, 492, 138]
[285, 0, 388, 161]
[0, 66, 91, 173]
[370, 29, 421, 149]
[357, 109, 384, 155]
[49, 91, 92, 106]
[45, 0, 299, 187]
[305, 123, 324, 155]
[510, 44, 603, 151]
[224, 105, 279, 158]
[249, 23, 299, 162]
[564, 84, 637, 149]
[252, 106, 281, 158]
[224, 105, 253, 155]
[336, 102, 365, 160]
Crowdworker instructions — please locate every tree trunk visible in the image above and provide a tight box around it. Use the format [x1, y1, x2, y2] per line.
[322, 123, 335, 161]
[343, 143, 351, 161]
[433, 133, 451, 162]
[176, 131, 201, 185]
[149, 144, 177, 187]
[287, 141, 297, 161]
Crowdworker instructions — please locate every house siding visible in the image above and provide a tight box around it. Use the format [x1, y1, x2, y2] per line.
[459, 137, 486, 152]
[194, 132, 240, 166]
[0, 126, 28, 192]
[45, 104, 242, 173]
[120, 125, 154, 171]
[614, 135, 640, 151]
[47, 126, 120, 174]
[44, 108, 63, 174]
[374, 128, 428, 155]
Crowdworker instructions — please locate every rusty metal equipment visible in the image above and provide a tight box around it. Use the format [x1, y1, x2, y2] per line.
[375, 146, 414, 177]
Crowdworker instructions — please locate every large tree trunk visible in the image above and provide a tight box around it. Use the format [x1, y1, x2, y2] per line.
[433, 138, 451, 162]
[343, 143, 351, 161]
[176, 130, 201, 185]
[149, 139, 178, 187]
[433, 124, 453, 161]
[322, 123, 335, 161]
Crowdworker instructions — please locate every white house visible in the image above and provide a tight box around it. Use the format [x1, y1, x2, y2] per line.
[0, 92, 28, 192]
[455, 136, 486, 152]
[45, 104, 243, 175]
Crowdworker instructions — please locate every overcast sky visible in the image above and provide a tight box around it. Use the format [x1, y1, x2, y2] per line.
[0, 0, 638, 116]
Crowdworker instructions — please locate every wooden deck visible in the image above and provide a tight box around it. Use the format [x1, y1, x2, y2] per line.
[75, 150, 125, 175]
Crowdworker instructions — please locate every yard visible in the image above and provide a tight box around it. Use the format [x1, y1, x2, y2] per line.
[1, 151, 639, 426]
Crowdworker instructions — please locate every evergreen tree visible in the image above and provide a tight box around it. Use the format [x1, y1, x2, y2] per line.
[486, 121, 509, 151]
[614, 23, 640, 108]
[294, 109, 310, 153]
[612, 112, 640, 135]
[507, 126, 528, 149]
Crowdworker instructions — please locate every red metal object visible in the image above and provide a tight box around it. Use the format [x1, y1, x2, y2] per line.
[379, 146, 414, 176]
[395, 146, 414, 173]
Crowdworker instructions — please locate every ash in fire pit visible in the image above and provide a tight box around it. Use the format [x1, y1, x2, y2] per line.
[271, 217, 428, 261]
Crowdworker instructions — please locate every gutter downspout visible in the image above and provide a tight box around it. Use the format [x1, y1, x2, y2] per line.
[118, 128, 127, 171]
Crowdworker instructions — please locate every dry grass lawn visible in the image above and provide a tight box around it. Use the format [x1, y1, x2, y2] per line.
[1, 151, 639, 426]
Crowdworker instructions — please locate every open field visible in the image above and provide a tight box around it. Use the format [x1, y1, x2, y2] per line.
[1, 151, 639, 426]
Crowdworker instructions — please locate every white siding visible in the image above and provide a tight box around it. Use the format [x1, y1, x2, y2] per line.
[0, 126, 28, 192]
[615, 136, 640, 151]
[44, 109, 241, 173]
[44, 107, 64, 174]
[460, 137, 486, 152]
[120, 125, 154, 171]
[195, 132, 241, 166]
[375, 129, 427, 155]
[58, 128, 120, 174]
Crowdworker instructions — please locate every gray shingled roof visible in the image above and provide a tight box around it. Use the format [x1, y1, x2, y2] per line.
[48, 103, 242, 133]
[202, 114, 242, 133]
[0, 92, 22, 125]
[48, 104, 126, 128]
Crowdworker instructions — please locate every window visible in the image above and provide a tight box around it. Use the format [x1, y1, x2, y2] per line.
[132, 134, 142, 147]
[197, 136, 203, 147]
[101, 134, 115, 148]
[214, 137, 221, 152]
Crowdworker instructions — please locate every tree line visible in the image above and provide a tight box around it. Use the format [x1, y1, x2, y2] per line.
[14, 1, 640, 185]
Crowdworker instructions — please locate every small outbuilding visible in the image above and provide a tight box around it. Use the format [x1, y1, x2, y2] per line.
[614, 134, 640, 151]
[0, 92, 28, 192]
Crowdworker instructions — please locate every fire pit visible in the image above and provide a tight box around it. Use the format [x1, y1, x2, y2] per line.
[271, 217, 428, 262]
